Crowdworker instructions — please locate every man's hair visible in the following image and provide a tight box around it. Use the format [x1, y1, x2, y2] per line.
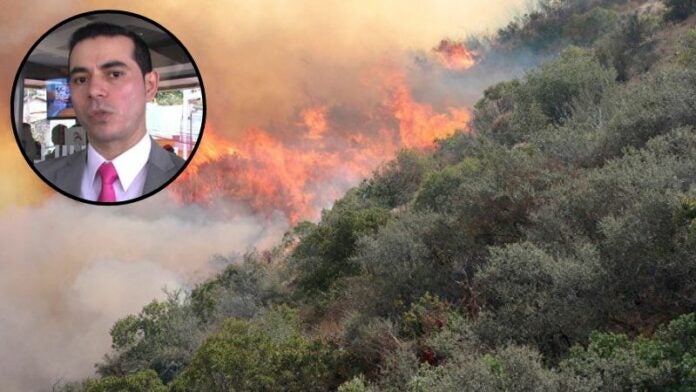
[69, 22, 153, 75]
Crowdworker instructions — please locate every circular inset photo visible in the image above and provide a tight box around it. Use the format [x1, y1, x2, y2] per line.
[11, 10, 205, 205]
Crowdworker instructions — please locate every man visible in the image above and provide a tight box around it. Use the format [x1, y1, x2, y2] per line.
[36, 22, 185, 203]
[20, 123, 40, 161]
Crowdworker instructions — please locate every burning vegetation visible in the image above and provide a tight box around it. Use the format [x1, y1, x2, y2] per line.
[433, 39, 478, 70]
[171, 67, 471, 224]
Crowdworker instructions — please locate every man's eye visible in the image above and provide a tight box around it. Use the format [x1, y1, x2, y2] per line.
[71, 76, 87, 85]
[109, 71, 123, 79]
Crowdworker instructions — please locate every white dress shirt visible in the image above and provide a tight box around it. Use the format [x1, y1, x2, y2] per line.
[81, 133, 151, 202]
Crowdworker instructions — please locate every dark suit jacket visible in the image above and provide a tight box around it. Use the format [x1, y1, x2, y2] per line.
[35, 138, 185, 201]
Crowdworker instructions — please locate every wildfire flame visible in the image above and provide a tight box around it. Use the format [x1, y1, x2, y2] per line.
[383, 70, 473, 149]
[172, 66, 471, 224]
[186, 130, 239, 174]
[433, 39, 477, 71]
[301, 106, 329, 140]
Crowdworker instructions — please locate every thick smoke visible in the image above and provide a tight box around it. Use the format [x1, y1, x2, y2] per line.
[131, 0, 527, 137]
[0, 193, 288, 390]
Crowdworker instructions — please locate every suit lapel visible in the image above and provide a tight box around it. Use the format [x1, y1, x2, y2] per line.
[143, 139, 178, 194]
[55, 150, 87, 196]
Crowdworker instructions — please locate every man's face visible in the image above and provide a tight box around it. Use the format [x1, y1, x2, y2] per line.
[69, 35, 158, 154]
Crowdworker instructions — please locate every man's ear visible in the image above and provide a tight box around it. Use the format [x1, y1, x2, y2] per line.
[144, 70, 160, 101]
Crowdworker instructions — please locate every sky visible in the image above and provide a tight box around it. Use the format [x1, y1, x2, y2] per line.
[0, 0, 527, 389]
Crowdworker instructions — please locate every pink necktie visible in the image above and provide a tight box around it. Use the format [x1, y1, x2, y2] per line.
[97, 162, 119, 202]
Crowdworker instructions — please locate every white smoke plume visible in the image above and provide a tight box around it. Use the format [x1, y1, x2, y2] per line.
[0, 193, 288, 390]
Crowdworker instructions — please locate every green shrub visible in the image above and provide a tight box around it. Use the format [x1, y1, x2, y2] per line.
[404, 345, 559, 392]
[595, 12, 659, 81]
[677, 28, 696, 66]
[664, 0, 696, 21]
[413, 158, 478, 213]
[530, 127, 696, 337]
[82, 370, 166, 392]
[600, 68, 696, 158]
[341, 314, 403, 378]
[473, 80, 521, 145]
[97, 292, 204, 383]
[401, 293, 450, 340]
[524, 46, 615, 123]
[190, 256, 286, 325]
[292, 203, 390, 299]
[436, 144, 553, 247]
[170, 307, 340, 391]
[337, 375, 376, 392]
[475, 47, 615, 146]
[355, 211, 462, 316]
[561, 314, 696, 390]
[565, 7, 620, 46]
[361, 150, 434, 209]
[474, 242, 604, 359]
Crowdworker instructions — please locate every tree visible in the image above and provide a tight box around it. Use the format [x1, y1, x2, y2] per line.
[473, 80, 521, 145]
[529, 128, 696, 332]
[403, 345, 560, 391]
[97, 292, 205, 383]
[438, 143, 552, 248]
[337, 375, 376, 392]
[523, 46, 615, 124]
[361, 150, 434, 209]
[170, 307, 340, 391]
[595, 13, 658, 81]
[564, 7, 620, 46]
[190, 255, 287, 325]
[291, 204, 390, 299]
[155, 90, 183, 106]
[677, 28, 696, 66]
[355, 211, 463, 317]
[560, 313, 696, 390]
[82, 370, 166, 392]
[474, 242, 604, 359]
[413, 158, 477, 214]
[475, 47, 615, 146]
[664, 0, 696, 21]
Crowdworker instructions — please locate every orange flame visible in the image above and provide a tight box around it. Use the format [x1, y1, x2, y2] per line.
[301, 106, 328, 140]
[171, 66, 471, 224]
[186, 130, 239, 174]
[433, 39, 477, 71]
[382, 70, 471, 149]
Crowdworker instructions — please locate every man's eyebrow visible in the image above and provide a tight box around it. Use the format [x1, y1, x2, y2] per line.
[69, 66, 88, 76]
[69, 61, 130, 76]
[99, 60, 129, 70]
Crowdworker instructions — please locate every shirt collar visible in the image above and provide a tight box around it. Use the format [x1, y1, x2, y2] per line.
[87, 133, 151, 192]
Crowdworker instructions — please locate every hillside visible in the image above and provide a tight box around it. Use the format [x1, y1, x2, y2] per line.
[60, 0, 696, 390]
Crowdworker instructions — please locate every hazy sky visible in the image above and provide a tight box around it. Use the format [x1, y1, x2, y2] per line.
[0, 1, 526, 389]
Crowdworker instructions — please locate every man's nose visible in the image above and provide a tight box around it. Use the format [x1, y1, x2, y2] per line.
[87, 76, 108, 99]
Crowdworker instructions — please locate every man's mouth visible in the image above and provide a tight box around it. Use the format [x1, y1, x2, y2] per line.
[89, 110, 112, 122]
